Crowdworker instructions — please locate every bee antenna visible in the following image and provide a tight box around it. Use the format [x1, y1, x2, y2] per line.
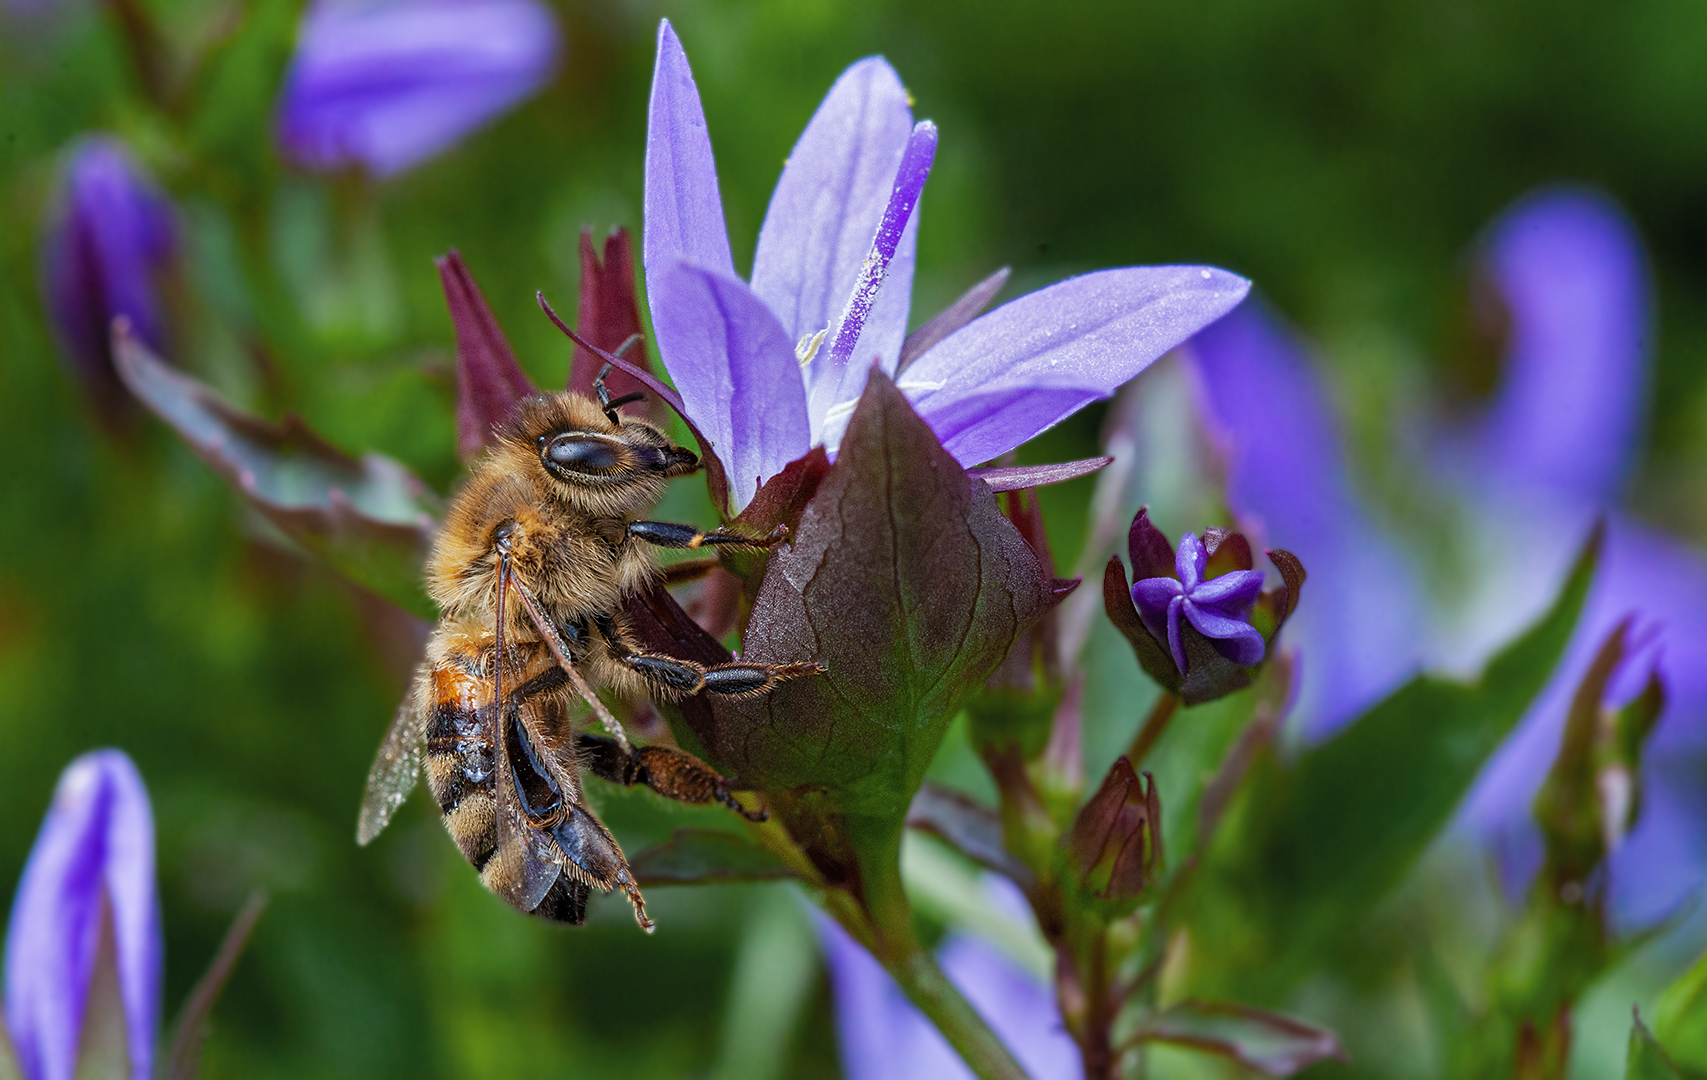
[613, 333, 643, 360]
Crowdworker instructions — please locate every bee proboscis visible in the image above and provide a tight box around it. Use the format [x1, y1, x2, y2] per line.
[358, 360, 819, 928]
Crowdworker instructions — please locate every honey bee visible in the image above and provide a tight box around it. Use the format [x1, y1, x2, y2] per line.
[357, 365, 819, 929]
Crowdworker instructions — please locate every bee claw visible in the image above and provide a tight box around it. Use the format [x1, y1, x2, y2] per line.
[620, 876, 654, 933]
[763, 524, 789, 547]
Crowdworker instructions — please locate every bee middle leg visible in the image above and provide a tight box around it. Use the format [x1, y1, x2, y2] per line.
[591, 613, 822, 698]
[576, 733, 767, 823]
[627, 521, 790, 551]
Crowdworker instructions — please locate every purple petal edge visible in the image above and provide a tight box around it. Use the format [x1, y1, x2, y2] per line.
[642, 20, 735, 296]
[906, 266, 1250, 468]
[751, 56, 915, 359]
[650, 262, 812, 509]
[5, 750, 160, 1080]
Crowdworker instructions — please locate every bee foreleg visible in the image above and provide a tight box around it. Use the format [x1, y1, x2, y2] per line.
[576, 734, 768, 823]
[626, 521, 789, 550]
[510, 578, 631, 751]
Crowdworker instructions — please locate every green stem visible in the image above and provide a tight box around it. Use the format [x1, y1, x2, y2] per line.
[842, 824, 1031, 1080]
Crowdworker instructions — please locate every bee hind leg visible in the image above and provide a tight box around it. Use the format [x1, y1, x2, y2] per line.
[577, 733, 769, 823]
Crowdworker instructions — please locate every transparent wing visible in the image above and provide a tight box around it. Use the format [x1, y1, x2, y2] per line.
[491, 703, 564, 912]
[356, 678, 427, 845]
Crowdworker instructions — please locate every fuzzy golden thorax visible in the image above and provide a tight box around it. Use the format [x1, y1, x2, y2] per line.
[426, 392, 698, 625]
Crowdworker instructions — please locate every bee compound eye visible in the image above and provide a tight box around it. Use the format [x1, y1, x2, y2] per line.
[543, 433, 624, 477]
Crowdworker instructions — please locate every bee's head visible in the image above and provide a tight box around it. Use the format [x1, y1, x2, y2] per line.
[535, 424, 699, 486]
[500, 393, 699, 510]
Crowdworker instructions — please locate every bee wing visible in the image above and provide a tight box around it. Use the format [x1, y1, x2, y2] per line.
[490, 702, 565, 913]
[356, 679, 427, 845]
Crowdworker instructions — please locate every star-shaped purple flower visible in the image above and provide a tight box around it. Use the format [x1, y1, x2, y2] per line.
[642, 20, 1250, 509]
[1131, 533, 1267, 675]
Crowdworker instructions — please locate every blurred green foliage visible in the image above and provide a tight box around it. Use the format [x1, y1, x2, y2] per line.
[3, 0, 1707, 1076]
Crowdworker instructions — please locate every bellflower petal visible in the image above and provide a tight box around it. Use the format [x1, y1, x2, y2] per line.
[1460, 188, 1650, 505]
[819, 917, 1082, 1080]
[642, 20, 735, 285]
[937, 935, 1083, 1080]
[41, 137, 174, 419]
[1190, 568, 1264, 609]
[1166, 594, 1187, 675]
[904, 267, 1250, 467]
[1183, 602, 1267, 664]
[819, 919, 978, 1080]
[1130, 576, 1184, 646]
[649, 262, 812, 509]
[750, 57, 915, 361]
[275, 0, 560, 178]
[5, 751, 160, 1080]
[1187, 299, 1427, 734]
[1175, 533, 1206, 591]
[813, 121, 937, 447]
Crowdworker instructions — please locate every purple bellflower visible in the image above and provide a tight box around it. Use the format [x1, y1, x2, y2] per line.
[1189, 188, 1707, 927]
[1132, 532, 1266, 674]
[641, 20, 1250, 509]
[40, 137, 176, 424]
[820, 907, 1081, 1080]
[276, 0, 560, 179]
[1187, 300, 1428, 733]
[4, 751, 160, 1080]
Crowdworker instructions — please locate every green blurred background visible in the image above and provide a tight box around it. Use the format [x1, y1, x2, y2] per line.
[2, 0, 1705, 1075]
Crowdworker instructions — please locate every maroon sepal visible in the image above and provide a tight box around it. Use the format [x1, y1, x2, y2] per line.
[566, 228, 664, 423]
[438, 250, 538, 462]
[1067, 755, 1162, 902]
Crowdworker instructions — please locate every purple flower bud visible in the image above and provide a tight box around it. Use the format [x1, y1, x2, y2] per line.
[40, 137, 175, 423]
[276, 0, 561, 178]
[5, 751, 161, 1080]
[1131, 532, 1266, 675]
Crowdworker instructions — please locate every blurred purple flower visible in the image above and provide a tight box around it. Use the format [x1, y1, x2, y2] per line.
[642, 20, 1249, 509]
[276, 0, 560, 178]
[819, 914, 1081, 1080]
[5, 751, 160, 1080]
[1132, 533, 1266, 674]
[41, 137, 175, 422]
[1187, 300, 1428, 732]
[1190, 186, 1707, 926]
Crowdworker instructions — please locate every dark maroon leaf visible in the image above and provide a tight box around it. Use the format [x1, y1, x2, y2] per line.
[1128, 507, 1177, 581]
[1264, 548, 1307, 628]
[566, 227, 667, 424]
[113, 325, 440, 618]
[898, 266, 1009, 371]
[630, 829, 798, 885]
[970, 456, 1112, 492]
[682, 369, 1053, 833]
[906, 782, 1035, 889]
[537, 292, 732, 515]
[439, 250, 539, 461]
[1129, 1001, 1345, 1076]
[1104, 556, 1182, 694]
